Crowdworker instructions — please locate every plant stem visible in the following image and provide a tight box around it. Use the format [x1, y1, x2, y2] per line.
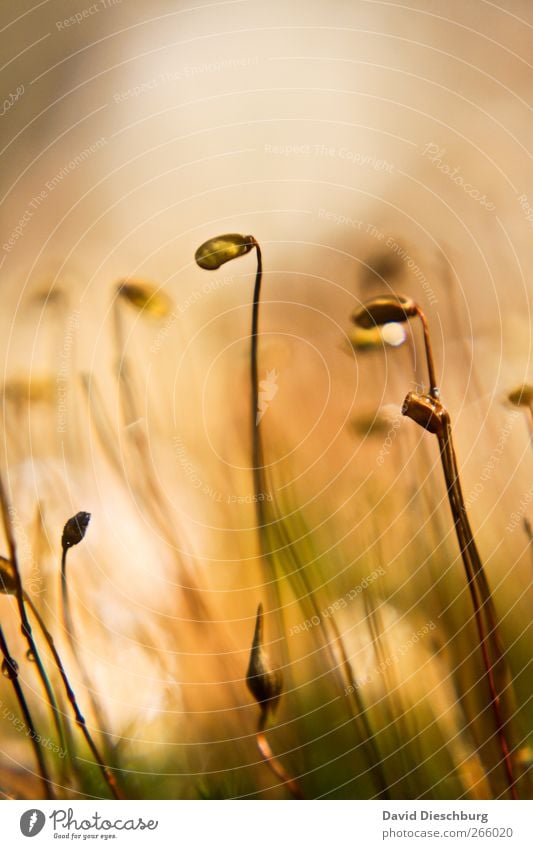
[0, 625, 53, 798]
[60, 548, 74, 642]
[414, 306, 439, 399]
[0, 477, 64, 785]
[436, 414, 517, 799]
[250, 244, 389, 798]
[60, 546, 114, 754]
[248, 240, 286, 636]
[249, 237, 264, 503]
[24, 588, 122, 799]
[395, 296, 519, 797]
[256, 709, 303, 798]
[401, 297, 517, 798]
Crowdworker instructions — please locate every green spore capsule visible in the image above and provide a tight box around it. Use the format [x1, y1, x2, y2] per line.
[352, 295, 417, 329]
[195, 234, 255, 270]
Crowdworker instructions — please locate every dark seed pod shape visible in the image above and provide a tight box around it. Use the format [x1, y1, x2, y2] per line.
[195, 234, 255, 270]
[0, 555, 16, 595]
[506, 384, 533, 408]
[117, 280, 173, 319]
[246, 603, 283, 716]
[351, 295, 418, 329]
[61, 512, 91, 550]
[401, 391, 445, 435]
[2, 656, 18, 679]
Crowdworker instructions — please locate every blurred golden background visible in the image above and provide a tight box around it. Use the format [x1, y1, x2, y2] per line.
[0, 0, 531, 799]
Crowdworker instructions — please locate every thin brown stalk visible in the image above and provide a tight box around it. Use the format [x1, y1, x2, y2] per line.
[23, 588, 122, 799]
[399, 298, 517, 799]
[436, 414, 517, 798]
[256, 709, 303, 799]
[353, 294, 519, 798]
[247, 240, 290, 678]
[0, 625, 53, 799]
[246, 603, 303, 798]
[0, 477, 65, 778]
[524, 519, 533, 568]
[250, 246, 389, 798]
[60, 546, 111, 741]
[413, 306, 439, 399]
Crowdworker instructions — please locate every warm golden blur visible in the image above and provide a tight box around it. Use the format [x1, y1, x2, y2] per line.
[0, 0, 531, 800]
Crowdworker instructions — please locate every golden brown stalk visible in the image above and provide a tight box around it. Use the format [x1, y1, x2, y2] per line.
[246, 603, 303, 799]
[0, 625, 53, 799]
[402, 391, 517, 799]
[196, 237, 389, 797]
[61, 512, 91, 640]
[256, 716, 303, 799]
[0, 480, 64, 788]
[194, 235, 287, 640]
[1, 556, 69, 768]
[58, 512, 123, 799]
[61, 513, 109, 731]
[352, 295, 438, 396]
[23, 591, 123, 800]
[353, 294, 518, 798]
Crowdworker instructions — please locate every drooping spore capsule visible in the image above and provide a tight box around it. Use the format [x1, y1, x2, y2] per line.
[0, 556, 17, 595]
[506, 384, 533, 408]
[195, 234, 255, 270]
[117, 280, 173, 319]
[351, 295, 418, 329]
[401, 391, 444, 435]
